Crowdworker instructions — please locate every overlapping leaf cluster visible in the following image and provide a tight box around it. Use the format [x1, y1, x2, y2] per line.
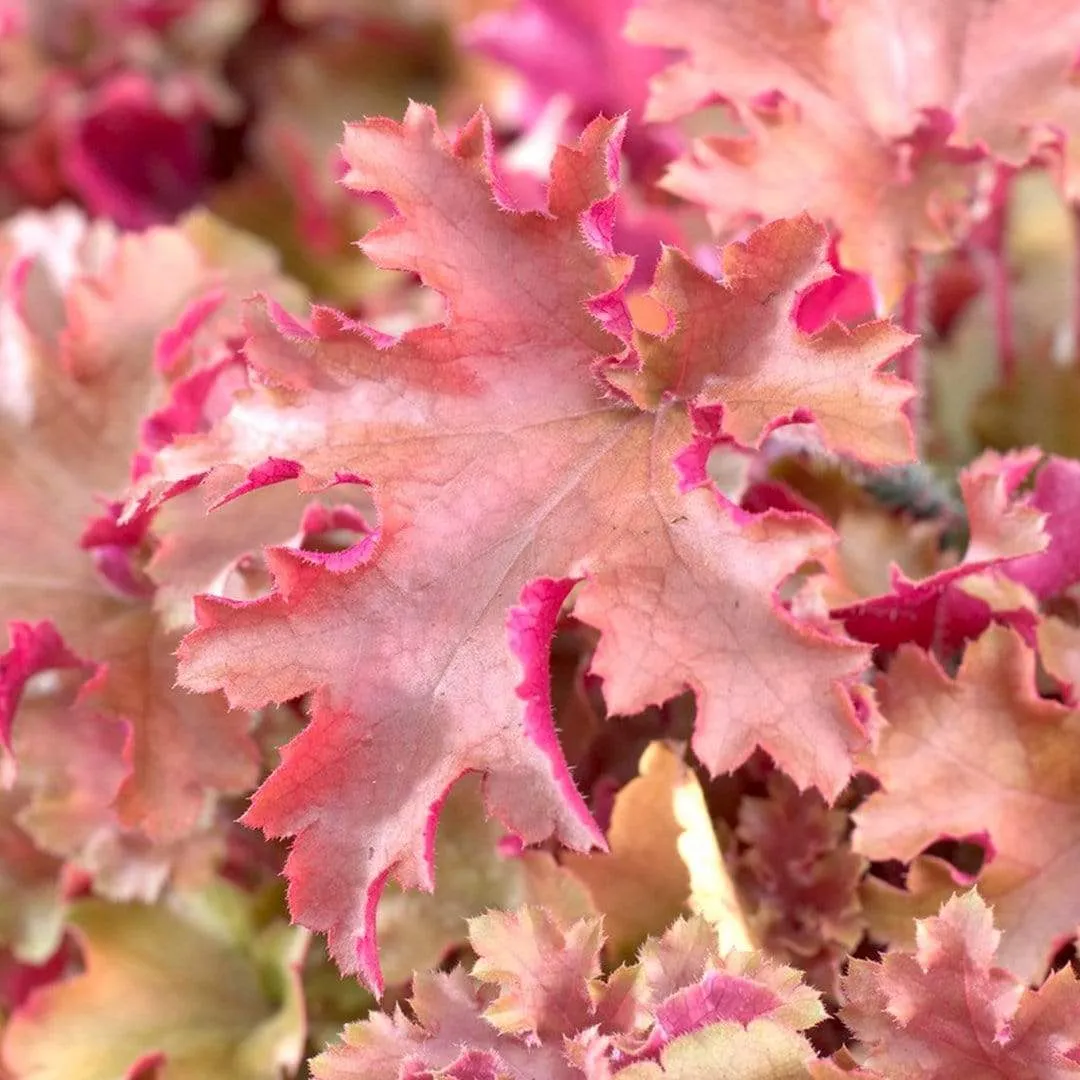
[1, 1, 1080, 1078]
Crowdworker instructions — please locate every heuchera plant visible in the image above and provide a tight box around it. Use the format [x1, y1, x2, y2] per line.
[2, 0, 1080, 1077]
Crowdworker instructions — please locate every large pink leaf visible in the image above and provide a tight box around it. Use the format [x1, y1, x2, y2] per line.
[146, 106, 915, 989]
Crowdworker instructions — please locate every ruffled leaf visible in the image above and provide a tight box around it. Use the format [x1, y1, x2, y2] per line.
[854, 626, 1080, 982]
[841, 891, 1080, 1079]
[138, 107, 905, 988]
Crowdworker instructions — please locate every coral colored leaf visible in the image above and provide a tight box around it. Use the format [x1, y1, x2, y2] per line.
[80, 612, 256, 842]
[6, 654, 222, 904]
[628, 0, 1080, 307]
[315, 909, 823, 1079]
[606, 215, 915, 462]
[840, 891, 1080, 1079]
[2, 885, 308, 1080]
[0, 621, 88, 765]
[853, 627, 1080, 983]
[146, 481, 375, 629]
[311, 967, 574, 1080]
[146, 107, 897, 988]
[634, 916, 825, 1040]
[735, 772, 866, 995]
[958, 449, 1049, 565]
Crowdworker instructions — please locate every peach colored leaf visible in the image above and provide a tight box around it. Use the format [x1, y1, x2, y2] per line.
[518, 851, 598, 929]
[2, 885, 308, 1080]
[469, 907, 604, 1040]
[853, 626, 1080, 983]
[659, 106, 977, 311]
[1038, 616, 1080, 704]
[637, 916, 733, 1005]
[562, 741, 704, 961]
[860, 854, 974, 952]
[628, 0, 1080, 307]
[634, 916, 825, 1038]
[316, 910, 823, 1079]
[609, 922, 824, 1073]
[144, 106, 909, 990]
[840, 891, 1080, 1079]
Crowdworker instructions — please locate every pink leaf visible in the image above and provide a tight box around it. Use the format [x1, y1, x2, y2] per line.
[842, 891, 1080, 1078]
[145, 108, 912, 988]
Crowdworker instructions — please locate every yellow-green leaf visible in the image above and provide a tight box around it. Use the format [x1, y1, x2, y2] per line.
[3, 884, 307, 1080]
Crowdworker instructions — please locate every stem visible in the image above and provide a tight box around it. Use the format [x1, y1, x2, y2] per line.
[978, 164, 1015, 382]
[986, 245, 1016, 384]
[1073, 205, 1080, 363]
[899, 254, 927, 458]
